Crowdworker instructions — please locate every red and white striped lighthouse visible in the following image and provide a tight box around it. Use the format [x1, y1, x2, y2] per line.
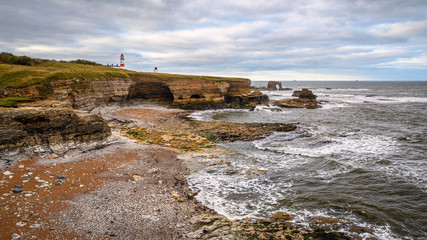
[120, 53, 124, 67]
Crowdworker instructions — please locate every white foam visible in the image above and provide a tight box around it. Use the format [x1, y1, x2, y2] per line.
[188, 109, 248, 121]
[254, 133, 396, 158]
[188, 163, 397, 240]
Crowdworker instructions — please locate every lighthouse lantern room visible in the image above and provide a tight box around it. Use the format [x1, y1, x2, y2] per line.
[120, 53, 124, 67]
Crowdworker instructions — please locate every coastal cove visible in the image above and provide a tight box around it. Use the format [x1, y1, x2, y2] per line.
[0, 65, 426, 240]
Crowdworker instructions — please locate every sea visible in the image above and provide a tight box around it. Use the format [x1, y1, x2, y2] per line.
[187, 81, 427, 240]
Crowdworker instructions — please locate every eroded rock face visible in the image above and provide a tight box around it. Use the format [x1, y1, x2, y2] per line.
[167, 78, 263, 110]
[1, 75, 264, 110]
[225, 90, 269, 110]
[0, 107, 110, 157]
[267, 81, 284, 90]
[128, 76, 174, 102]
[51, 78, 133, 110]
[275, 88, 319, 109]
[167, 79, 230, 109]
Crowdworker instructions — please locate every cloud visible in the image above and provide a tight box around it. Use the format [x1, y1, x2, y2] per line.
[372, 21, 427, 39]
[377, 53, 427, 69]
[0, 0, 426, 80]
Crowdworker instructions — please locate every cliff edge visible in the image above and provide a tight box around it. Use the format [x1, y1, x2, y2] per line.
[0, 62, 267, 110]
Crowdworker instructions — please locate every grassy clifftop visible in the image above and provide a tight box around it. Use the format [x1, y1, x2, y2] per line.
[0, 55, 248, 91]
[0, 62, 131, 90]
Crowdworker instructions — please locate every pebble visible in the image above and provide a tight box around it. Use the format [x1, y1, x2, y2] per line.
[24, 194, 33, 197]
[3, 171, 13, 176]
[16, 221, 27, 227]
[22, 179, 29, 183]
[132, 175, 143, 182]
[18, 165, 24, 169]
[29, 223, 41, 229]
[13, 188, 23, 193]
[57, 174, 67, 179]
[11, 233, 21, 240]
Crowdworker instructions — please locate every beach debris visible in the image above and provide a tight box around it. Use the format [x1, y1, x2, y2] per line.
[57, 174, 67, 179]
[3, 171, 13, 176]
[11, 233, 21, 240]
[246, 168, 267, 176]
[132, 175, 143, 182]
[12, 188, 23, 193]
[29, 223, 41, 229]
[16, 222, 27, 227]
[171, 191, 185, 202]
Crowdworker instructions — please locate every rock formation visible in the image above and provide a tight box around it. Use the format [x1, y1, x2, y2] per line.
[274, 88, 319, 109]
[1, 74, 265, 111]
[267, 81, 284, 90]
[0, 63, 270, 156]
[0, 106, 110, 156]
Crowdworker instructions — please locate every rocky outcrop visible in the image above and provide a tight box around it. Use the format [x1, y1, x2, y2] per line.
[274, 88, 319, 109]
[1, 75, 264, 110]
[0, 106, 110, 157]
[166, 78, 264, 110]
[267, 81, 284, 90]
[50, 78, 134, 110]
[225, 90, 268, 110]
[167, 78, 230, 109]
[128, 76, 173, 102]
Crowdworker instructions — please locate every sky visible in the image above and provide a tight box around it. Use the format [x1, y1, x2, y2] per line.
[1, 0, 427, 81]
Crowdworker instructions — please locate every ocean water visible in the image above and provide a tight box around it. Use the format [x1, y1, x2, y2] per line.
[187, 81, 427, 239]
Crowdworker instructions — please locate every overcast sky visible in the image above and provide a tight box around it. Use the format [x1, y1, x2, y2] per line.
[1, 0, 426, 81]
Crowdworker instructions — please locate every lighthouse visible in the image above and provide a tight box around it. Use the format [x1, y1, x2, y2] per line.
[120, 53, 124, 67]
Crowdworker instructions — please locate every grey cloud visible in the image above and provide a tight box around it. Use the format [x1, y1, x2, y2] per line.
[1, 0, 426, 80]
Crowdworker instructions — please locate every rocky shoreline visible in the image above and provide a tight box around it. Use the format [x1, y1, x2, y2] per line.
[0, 102, 376, 240]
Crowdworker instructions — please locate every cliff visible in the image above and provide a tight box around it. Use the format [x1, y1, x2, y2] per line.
[0, 106, 110, 157]
[0, 63, 266, 110]
[0, 62, 269, 155]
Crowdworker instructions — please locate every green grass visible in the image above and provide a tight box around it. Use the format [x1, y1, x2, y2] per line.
[171, 133, 188, 137]
[129, 72, 248, 82]
[0, 62, 133, 90]
[0, 97, 34, 108]
[0, 60, 248, 94]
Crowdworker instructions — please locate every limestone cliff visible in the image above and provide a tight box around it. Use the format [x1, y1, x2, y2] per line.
[0, 106, 110, 157]
[50, 77, 133, 110]
[1, 65, 266, 110]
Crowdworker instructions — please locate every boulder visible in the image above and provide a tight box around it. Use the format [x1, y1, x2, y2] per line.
[298, 88, 317, 99]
